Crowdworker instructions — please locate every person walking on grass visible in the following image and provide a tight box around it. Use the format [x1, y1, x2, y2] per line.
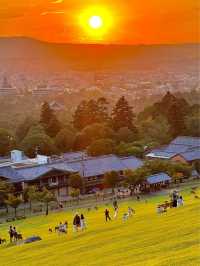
[113, 206, 118, 219]
[80, 214, 86, 231]
[113, 198, 119, 219]
[105, 209, 111, 222]
[73, 213, 81, 232]
[8, 225, 14, 243]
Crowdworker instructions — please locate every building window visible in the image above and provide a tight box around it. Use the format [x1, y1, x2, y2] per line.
[50, 177, 57, 184]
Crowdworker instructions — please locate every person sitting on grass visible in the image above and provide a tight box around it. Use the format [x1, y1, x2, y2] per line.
[128, 207, 135, 217]
[63, 221, 68, 233]
[157, 205, 167, 214]
[122, 213, 129, 222]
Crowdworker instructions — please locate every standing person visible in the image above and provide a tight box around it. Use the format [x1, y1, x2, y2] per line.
[80, 214, 86, 231]
[105, 209, 111, 222]
[113, 207, 118, 219]
[128, 207, 135, 217]
[13, 227, 17, 241]
[113, 198, 118, 219]
[177, 195, 184, 207]
[113, 198, 118, 210]
[8, 226, 13, 243]
[172, 190, 178, 207]
[73, 213, 81, 232]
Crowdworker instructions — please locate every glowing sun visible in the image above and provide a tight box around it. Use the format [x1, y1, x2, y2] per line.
[79, 6, 113, 40]
[89, 16, 103, 29]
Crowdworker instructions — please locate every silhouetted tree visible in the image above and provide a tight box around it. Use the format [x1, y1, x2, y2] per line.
[112, 96, 136, 131]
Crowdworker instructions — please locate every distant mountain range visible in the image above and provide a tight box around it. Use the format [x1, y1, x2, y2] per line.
[0, 37, 199, 73]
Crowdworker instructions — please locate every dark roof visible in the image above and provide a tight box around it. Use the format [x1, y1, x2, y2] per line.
[171, 136, 200, 147]
[146, 136, 200, 160]
[147, 172, 171, 184]
[0, 154, 143, 182]
[120, 156, 143, 170]
[63, 151, 87, 162]
[178, 150, 200, 162]
[67, 155, 143, 178]
[0, 164, 75, 183]
[191, 170, 199, 177]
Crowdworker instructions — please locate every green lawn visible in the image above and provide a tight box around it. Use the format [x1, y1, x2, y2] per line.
[0, 185, 200, 266]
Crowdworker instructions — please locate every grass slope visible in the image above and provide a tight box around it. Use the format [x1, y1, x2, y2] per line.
[0, 186, 200, 266]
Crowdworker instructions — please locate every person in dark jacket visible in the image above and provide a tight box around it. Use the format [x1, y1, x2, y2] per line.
[105, 209, 111, 222]
[8, 226, 13, 243]
[73, 213, 81, 232]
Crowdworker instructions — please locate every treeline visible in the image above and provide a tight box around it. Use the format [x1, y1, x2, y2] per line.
[0, 92, 199, 157]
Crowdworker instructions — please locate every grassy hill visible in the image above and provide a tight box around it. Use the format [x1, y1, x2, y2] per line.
[0, 185, 199, 266]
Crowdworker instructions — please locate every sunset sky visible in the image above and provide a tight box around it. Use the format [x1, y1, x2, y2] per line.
[0, 0, 199, 44]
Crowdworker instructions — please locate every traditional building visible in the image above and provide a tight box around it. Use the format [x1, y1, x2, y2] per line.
[0, 151, 143, 198]
[146, 136, 200, 164]
[144, 172, 172, 192]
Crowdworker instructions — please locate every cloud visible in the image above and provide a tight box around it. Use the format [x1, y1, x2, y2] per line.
[41, 10, 65, 16]
[51, 0, 63, 3]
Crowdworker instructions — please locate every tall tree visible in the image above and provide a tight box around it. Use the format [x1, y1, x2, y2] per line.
[0, 180, 14, 213]
[15, 116, 36, 143]
[112, 96, 136, 131]
[40, 102, 54, 126]
[23, 185, 38, 212]
[74, 123, 115, 150]
[87, 138, 115, 156]
[104, 171, 119, 193]
[69, 173, 84, 190]
[5, 194, 22, 218]
[55, 128, 76, 152]
[139, 116, 172, 144]
[46, 116, 61, 138]
[20, 132, 57, 157]
[40, 102, 61, 137]
[37, 188, 56, 216]
[73, 98, 109, 130]
[0, 128, 15, 156]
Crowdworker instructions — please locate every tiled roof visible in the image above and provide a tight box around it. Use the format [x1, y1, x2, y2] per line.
[147, 172, 171, 184]
[171, 136, 200, 147]
[63, 151, 87, 161]
[179, 150, 200, 162]
[0, 163, 76, 183]
[67, 155, 143, 178]
[120, 156, 144, 170]
[0, 154, 143, 182]
[146, 136, 200, 161]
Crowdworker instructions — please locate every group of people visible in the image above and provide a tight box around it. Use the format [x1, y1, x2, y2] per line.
[73, 213, 86, 232]
[8, 225, 22, 242]
[171, 190, 184, 208]
[157, 191, 184, 214]
[57, 221, 68, 234]
[104, 198, 135, 222]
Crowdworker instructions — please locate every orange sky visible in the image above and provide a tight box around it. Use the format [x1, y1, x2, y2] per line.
[0, 0, 199, 44]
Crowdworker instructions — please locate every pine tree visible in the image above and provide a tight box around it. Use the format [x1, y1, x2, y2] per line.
[40, 102, 54, 126]
[112, 96, 135, 130]
[40, 102, 61, 137]
[73, 98, 110, 130]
